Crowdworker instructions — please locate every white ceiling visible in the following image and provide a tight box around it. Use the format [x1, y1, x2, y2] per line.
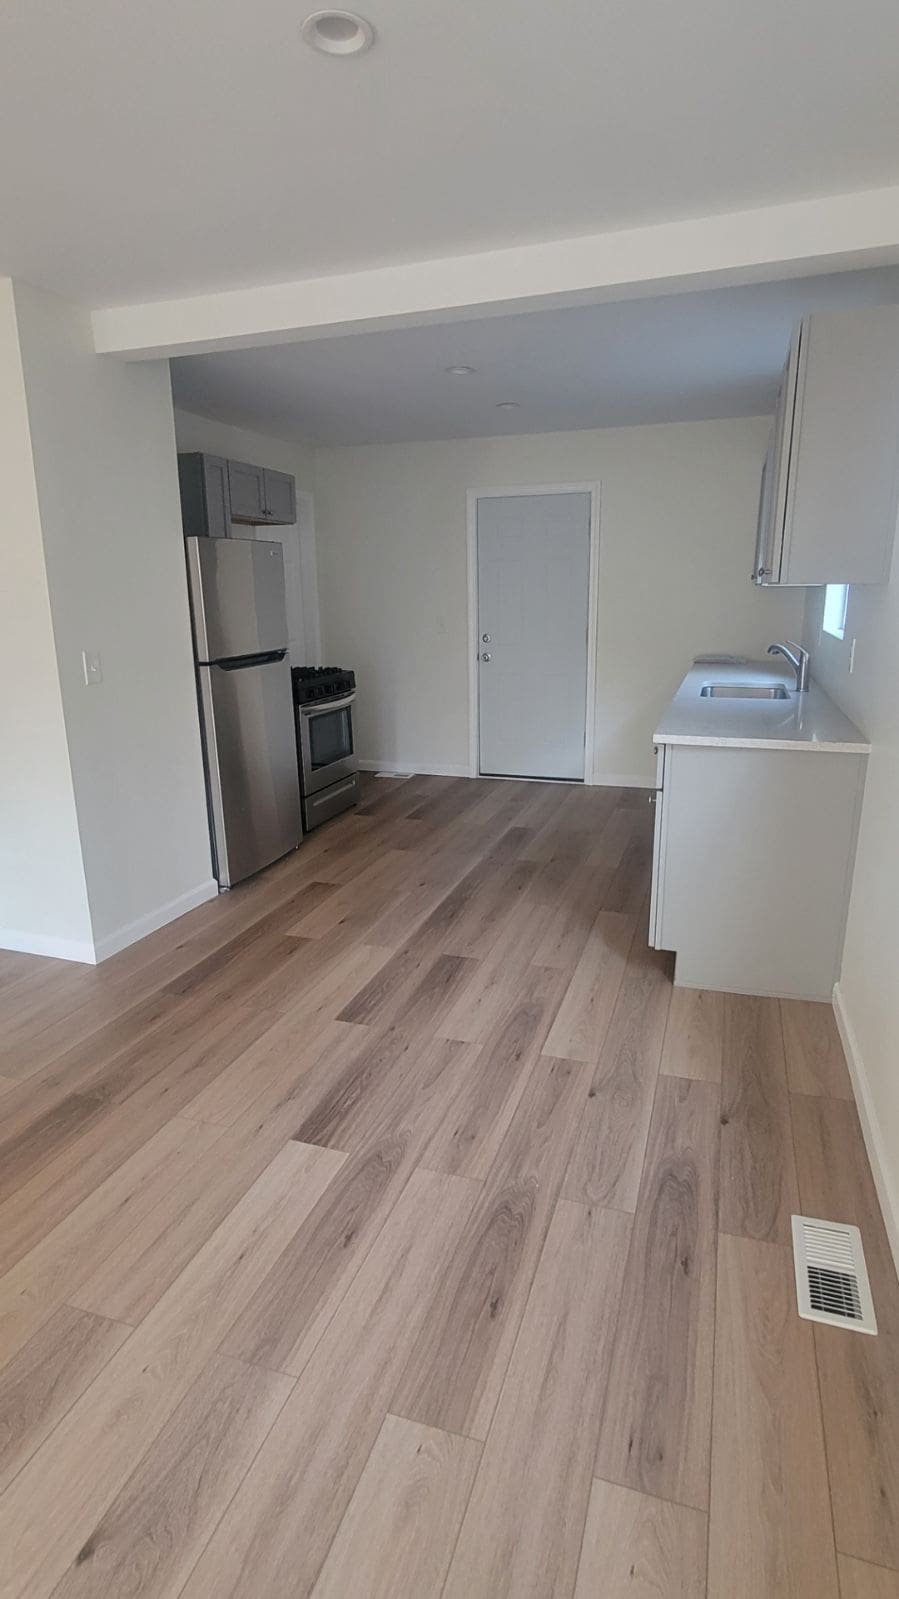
[1, 0, 899, 308]
[171, 266, 899, 445]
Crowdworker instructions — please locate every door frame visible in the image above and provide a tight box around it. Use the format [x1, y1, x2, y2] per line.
[466, 482, 601, 783]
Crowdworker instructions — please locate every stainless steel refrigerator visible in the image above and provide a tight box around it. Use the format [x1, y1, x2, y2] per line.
[186, 536, 302, 888]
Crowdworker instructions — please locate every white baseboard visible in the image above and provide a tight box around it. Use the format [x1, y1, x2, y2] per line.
[357, 759, 472, 779]
[833, 980, 899, 1278]
[592, 771, 654, 789]
[0, 927, 97, 964]
[91, 879, 219, 964]
[360, 760, 654, 790]
[673, 972, 833, 1002]
[0, 879, 219, 966]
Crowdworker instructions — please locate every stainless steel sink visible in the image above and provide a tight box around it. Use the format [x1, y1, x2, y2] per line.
[700, 682, 790, 699]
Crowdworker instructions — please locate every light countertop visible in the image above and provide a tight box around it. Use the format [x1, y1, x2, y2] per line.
[654, 660, 870, 753]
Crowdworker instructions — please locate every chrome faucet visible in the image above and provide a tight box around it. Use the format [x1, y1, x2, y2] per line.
[767, 640, 810, 692]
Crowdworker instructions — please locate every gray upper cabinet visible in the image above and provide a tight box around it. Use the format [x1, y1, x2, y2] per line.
[753, 305, 899, 586]
[178, 453, 232, 539]
[178, 452, 297, 535]
[229, 459, 297, 526]
[228, 459, 267, 524]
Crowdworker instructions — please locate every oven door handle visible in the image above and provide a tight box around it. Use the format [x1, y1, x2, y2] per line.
[299, 693, 356, 717]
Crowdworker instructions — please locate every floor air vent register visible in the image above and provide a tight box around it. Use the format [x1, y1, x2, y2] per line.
[791, 1215, 877, 1335]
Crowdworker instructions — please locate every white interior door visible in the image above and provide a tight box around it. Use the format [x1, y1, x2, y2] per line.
[477, 491, 591, 780]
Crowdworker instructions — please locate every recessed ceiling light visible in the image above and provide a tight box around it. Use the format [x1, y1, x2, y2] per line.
[445, 365, 477, 376]
[496, 400, 520, 410]
[301, 10, 375, 55]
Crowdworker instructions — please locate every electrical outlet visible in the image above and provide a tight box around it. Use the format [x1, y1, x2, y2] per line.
[81, 650, 103, 686]
[848, 637, 857, 674]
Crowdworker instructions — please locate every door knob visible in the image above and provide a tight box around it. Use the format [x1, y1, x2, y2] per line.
[481, 652, 492, 662]
[482, 633, 491, 643]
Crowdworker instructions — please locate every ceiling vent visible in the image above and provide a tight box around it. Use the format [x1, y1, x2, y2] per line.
[791, 1215, 877, 1334]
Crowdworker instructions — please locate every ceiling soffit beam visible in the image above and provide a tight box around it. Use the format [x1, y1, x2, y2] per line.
[92, 185, 899, 360]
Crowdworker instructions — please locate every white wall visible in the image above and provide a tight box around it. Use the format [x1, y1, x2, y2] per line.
[804, 552, 899, 1264]
[0, 280, 95, 959]
[314, 418, 804, 783]
[9, 282, 215, 959]
[173, 409, 320, 664]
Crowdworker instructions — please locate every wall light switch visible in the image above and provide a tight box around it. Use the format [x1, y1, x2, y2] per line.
[82, 650, 103, 686]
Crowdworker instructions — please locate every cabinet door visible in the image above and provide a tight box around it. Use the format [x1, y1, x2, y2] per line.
[780, 306, 899, 584]
[262, 468, 296, 525]
[658, 745, 865, 999]
[228, 459, 267, 523]
[178, 452, 232, 538]
[752, 431, 775, 585]
[202, 455, 232, 538]
[753, 329, 802, 586]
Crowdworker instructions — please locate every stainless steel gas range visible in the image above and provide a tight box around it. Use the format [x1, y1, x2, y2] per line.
[291, 666, 360, 831]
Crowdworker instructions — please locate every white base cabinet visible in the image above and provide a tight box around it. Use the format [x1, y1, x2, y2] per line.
[650, 743, 867, 1001]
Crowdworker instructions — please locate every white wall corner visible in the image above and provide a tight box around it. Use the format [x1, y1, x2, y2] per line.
[90, 879, 219, 964]
[833, 980, 899, 1279]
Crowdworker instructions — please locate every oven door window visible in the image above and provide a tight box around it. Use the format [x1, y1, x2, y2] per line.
[308, 704, 353, 768]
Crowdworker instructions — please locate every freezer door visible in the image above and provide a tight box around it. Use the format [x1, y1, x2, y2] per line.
[198, 656, 301, 887]
[187, 535, 288, 662]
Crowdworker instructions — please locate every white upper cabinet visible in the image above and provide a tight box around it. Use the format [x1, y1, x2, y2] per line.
[753, 305, 899, 586]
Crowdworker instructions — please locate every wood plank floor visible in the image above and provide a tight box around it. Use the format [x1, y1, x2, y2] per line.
[0, 772, 896, 1599]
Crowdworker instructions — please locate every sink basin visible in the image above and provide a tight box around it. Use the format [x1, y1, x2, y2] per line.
[700, 683, 790, 700]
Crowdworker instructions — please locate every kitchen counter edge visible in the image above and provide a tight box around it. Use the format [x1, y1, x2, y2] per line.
[653, 662, 871, 755]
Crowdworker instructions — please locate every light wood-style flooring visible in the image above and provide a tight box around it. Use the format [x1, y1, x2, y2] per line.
[0, 773, 897, 1599]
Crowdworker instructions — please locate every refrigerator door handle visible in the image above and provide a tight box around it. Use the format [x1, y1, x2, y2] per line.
[216, 649, 287, 670]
